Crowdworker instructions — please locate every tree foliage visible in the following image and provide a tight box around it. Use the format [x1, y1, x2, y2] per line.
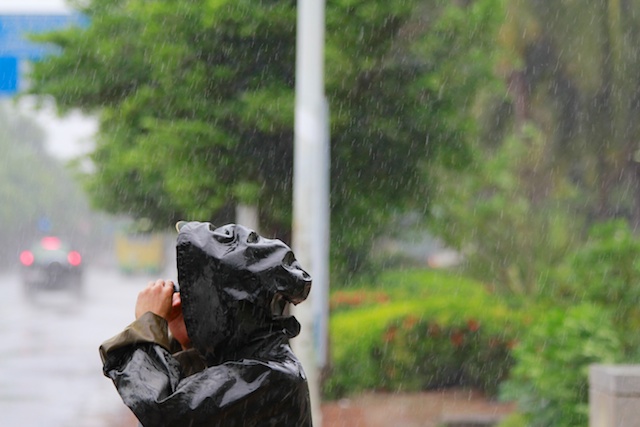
[432, 124, 583, 295]
[497, 0, 640, 225]
[554, 219, 640, 358]
[432, 0, 640, 293]
[27, 0, 505, 272]
[426, 3, 640, 424]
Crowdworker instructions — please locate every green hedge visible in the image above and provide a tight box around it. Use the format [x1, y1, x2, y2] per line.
[324, 269, 522, 398]
[499, 303, 621, 427]
[374, 316, 514, 395]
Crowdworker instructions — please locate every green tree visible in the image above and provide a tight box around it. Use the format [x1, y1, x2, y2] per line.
[497, 0, 640, 226]
[0, 103, 97, 265]
[431, 124, 582, 295]
[27, 0, 505, 273]
[433, 0, 640, 292]
[326, 0, 506, 272]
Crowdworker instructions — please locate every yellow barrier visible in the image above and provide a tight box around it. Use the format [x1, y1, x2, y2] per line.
[115, 232, 165, 274]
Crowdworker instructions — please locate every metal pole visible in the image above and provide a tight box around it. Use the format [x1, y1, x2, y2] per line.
[291, 0, 329, 425]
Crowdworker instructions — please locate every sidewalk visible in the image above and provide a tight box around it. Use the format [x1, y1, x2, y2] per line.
[114, 388, 516, 426]
[322, 388, 516, 427]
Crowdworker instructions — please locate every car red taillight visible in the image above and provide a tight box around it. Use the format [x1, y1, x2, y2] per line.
[20, 250, 35, 266]
[68, 251, 82, 266]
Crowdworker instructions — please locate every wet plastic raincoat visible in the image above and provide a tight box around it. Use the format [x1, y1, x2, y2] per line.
[100, 222, 313, 426]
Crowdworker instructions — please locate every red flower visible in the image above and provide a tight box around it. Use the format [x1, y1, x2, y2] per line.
[383, 326, 398, 343]
[427, 323, 441, 337]
[466, 319, 480, 332]
[375, 292, 390, 304]
[403, 315, 419, 329]
[450, 330, 465, 347]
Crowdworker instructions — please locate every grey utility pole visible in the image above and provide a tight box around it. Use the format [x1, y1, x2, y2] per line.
[291, 0, 329, 425]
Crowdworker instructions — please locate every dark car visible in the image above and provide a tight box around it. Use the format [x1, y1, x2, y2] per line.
[19, 236, 84, 296]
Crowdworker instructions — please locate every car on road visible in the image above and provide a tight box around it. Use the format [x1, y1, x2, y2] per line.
[19, 236, 84, 296]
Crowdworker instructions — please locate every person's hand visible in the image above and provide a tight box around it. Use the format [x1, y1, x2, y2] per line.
[135, 279, 175, 320]
[167, 292, 191, 349]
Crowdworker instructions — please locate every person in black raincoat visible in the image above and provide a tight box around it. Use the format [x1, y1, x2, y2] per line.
[99, 222, 313, 426]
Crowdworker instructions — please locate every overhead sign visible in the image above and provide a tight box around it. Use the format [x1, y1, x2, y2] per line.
[0, 13, 87, 95]
[0, 56, 17, 92]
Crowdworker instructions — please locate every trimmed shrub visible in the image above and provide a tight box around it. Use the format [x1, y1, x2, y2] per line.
[374, 316, 515, 395]
[330, 289, 391, 312]
[324, 269, 520, 398]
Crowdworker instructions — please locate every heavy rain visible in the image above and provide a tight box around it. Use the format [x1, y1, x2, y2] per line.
[0, 268, 160, 426]
[3, 0, 640, 426]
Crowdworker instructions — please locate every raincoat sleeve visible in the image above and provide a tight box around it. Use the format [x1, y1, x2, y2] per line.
[99, 311, 172, 360]
[99, 315, 312, 427]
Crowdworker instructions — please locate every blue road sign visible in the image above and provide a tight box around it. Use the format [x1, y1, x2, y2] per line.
[0, 13, 87, 95]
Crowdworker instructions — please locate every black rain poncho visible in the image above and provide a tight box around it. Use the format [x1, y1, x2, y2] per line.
[99, 222, 313, 426]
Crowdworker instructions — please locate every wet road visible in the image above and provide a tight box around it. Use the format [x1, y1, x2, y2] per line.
[0, 266, 175, 427]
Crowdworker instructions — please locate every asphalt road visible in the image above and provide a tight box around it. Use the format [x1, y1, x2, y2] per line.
[0, 266, 175, 427]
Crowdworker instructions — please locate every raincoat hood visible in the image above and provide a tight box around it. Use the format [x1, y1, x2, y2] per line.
[176, 221, 312, 365]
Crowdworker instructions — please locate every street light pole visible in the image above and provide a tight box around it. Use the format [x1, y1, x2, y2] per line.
[291, 0, 329, 425]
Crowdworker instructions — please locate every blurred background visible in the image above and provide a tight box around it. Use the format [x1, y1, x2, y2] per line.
[3, 0, 640, 426]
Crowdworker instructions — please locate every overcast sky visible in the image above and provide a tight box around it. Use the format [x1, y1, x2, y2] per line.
[15, 97, 98, 162]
